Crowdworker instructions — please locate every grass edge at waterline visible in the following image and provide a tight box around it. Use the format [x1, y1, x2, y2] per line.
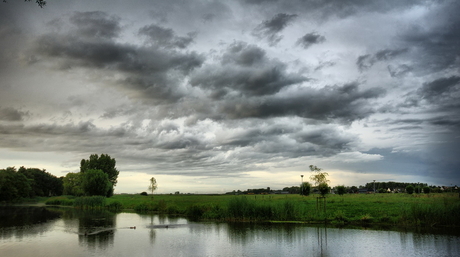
[43, 193, 460, 228]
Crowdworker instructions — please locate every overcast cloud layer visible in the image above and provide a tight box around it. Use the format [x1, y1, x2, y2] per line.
[0, 0, 459, 193]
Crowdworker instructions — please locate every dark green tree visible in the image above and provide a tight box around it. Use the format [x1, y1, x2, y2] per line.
[406, 185, 414, 194]
[80, 154, 119, 197]
[336, 185, 346, 196]
[18, 166, 63, 197]
[300, 182, 311, 196]
[423, 186, 431, 194]
[63, 172, 84, 196]
[82, 169, 111, 196]
[317, 182, 329, 197]
[0, 167, 31, 202]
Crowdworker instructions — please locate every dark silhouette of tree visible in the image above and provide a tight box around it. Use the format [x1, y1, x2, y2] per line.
[82, 169, 111, 196]
[80, 154, 119, 197]
[0, 167, 31, 202]
[3, 0, 46, 8]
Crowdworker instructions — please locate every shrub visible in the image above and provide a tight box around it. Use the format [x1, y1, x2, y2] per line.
[187, 205, 205, 219]
[300, 182, 311, 196]
[336, 185, 346, 196]
[423, 186, 431, 194]
[318, 182, 329, 197]
[140, 192, 148, 196]
[406, 185, 414, 194]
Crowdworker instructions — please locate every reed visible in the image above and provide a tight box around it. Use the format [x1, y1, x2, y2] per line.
[73, 196, 106, 209]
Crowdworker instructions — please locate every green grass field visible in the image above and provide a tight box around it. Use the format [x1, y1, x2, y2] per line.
[45, 193, 460, 227]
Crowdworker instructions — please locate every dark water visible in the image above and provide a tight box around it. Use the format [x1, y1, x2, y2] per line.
[0, 206, 459, 257]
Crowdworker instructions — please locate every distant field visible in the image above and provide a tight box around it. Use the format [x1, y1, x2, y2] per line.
[45, 193, 460, 227]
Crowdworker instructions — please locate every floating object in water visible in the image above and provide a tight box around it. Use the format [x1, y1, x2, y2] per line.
[130, 226, 136, 229]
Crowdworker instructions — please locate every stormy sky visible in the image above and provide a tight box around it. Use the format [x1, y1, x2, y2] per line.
[1, 0, 459, 193]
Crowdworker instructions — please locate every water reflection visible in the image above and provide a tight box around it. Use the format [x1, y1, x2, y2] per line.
[76, 209, 117, 250]
[0, 206, 60, 240]
[0, 207, 459, 257]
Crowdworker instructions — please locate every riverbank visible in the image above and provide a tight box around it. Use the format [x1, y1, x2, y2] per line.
[42, 193, 460, 228]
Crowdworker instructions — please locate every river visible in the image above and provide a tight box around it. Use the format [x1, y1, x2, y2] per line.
[0, 206, 459, 257]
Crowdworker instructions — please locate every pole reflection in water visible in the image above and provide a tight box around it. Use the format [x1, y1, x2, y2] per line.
[316, 225, 328, 257]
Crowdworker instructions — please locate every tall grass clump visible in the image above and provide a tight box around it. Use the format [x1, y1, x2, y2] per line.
[227, 197, 258, 221]
[45, 197, 74, 206]
[106, 201, 123, 212]
[226, 197, 300, 221]
[408, 201, 460, 227]
[73, 196, 106, 209]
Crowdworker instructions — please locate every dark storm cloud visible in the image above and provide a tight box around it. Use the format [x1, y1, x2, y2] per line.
[400, 1, 460, 73]
[33, 11, 204, 102]
[356, 49, 407, 71]
[139, 24, 196, 49]
[419, 76, 460, 105]
[296, 32, 325, 49]
[401, 76, 460, 110]
[241, 0, 429, 21]
[69, 11, 121, 39]
[190, 42, 306, 98]
[252, 13, 297, 45]
[293, 127, 353, 150]
[218, 82, 385, 122]
[0, 107, 28, 121]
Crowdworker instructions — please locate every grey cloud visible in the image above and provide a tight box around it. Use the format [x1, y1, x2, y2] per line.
[387, 64, 412, 78]
[139, 24, 196, 49]
[402, 76, 460, 109]
[69, 11, 121, 39]
[221, 42, 266, 66]
[190, 42, 306, 98]
[296, 32, 325, 49]
[293, 127, 355, 154]
[34, 21, 204, 102]
[356, 49, 407, 71]
[0, 107, 28, 121]
[241, 0, 429, 21]
[218, 82, 385, 122]
[419, 76, 460, 105]
[252, 13, 297, 45]
[400, 1, 460, 73]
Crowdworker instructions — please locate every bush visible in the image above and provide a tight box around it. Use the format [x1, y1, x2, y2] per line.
[187, 205, 205, 219]
[318, 182, 329, 197]
[140, 192, 148, 196]
[300, 182, 311, 196]
[423, 186, 431, 194]
[406, 185, 414, 194]
[336, 185, 346, 196]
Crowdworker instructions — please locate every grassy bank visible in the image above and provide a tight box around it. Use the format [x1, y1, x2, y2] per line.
[44, 193, 460, 227]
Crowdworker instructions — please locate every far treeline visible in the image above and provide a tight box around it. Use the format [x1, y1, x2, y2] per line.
[0, 154, 119, 203]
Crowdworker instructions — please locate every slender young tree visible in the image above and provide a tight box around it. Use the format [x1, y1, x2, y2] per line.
[309, 165, 330, 197]
[148, 177, 157, 197]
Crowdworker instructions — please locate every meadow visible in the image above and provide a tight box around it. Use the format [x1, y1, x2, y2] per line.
[45, 193, 460, 227]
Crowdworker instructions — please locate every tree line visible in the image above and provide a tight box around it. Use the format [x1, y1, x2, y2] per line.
[0, 154, 119, 203]
[0, 166, 63, 202]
